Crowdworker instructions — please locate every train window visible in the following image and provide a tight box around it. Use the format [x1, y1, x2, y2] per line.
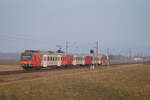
[49, 56, 50, 61]
[55, 57, 56, 61]
[48, 56, 49, 61]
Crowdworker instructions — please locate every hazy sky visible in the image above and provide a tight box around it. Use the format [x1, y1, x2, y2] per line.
[0, 0, 150, 56]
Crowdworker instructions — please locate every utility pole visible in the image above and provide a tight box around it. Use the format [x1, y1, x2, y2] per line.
[96, 41, 98, 68]
[107, 48, 110, 66]
[66, 40, 68, 55]
[129, 48, 132, 59]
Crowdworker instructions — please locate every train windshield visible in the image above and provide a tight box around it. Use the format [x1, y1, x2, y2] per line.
[21, 56, 32, 61]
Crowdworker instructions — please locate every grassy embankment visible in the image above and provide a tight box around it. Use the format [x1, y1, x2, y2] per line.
[0, 64, 150, 100]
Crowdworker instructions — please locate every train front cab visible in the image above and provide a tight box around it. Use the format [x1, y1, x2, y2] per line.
[20, 54, 42, 70]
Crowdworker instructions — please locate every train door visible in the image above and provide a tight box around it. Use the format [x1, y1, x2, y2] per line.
[42, 55, 48, 67]
[98, 57, 101, 65]
[82, 56, 85, 65]
[53, 55, 57, 66]
[57, 55, 61, 66]
[73, 56, 77, 66]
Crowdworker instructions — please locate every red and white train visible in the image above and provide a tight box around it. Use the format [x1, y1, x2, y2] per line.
[20, 50, 104, 70]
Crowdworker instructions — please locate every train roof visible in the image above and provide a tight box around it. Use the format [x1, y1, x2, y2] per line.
[22, 50, 64, 55]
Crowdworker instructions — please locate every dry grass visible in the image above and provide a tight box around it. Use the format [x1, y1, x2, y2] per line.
[0, 65, 21, 71]
[0, 59, 19, 65]
[0, 64, 150, 100]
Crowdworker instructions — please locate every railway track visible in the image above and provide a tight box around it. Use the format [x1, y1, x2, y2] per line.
[0, 65, 88, 76]
[0, 61, 149, 76]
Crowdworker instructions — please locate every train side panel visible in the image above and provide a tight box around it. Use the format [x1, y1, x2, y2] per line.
[32, 54, 42, 67]
[85, 56, 92, 65]
[61, 55, 73, 66]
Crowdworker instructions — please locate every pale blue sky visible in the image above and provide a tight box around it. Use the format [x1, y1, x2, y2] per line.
[0, 0, 150, 56]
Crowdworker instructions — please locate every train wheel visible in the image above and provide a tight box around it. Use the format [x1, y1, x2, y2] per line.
[35, 67, 42, 70]
[22, 67, 33, 71]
